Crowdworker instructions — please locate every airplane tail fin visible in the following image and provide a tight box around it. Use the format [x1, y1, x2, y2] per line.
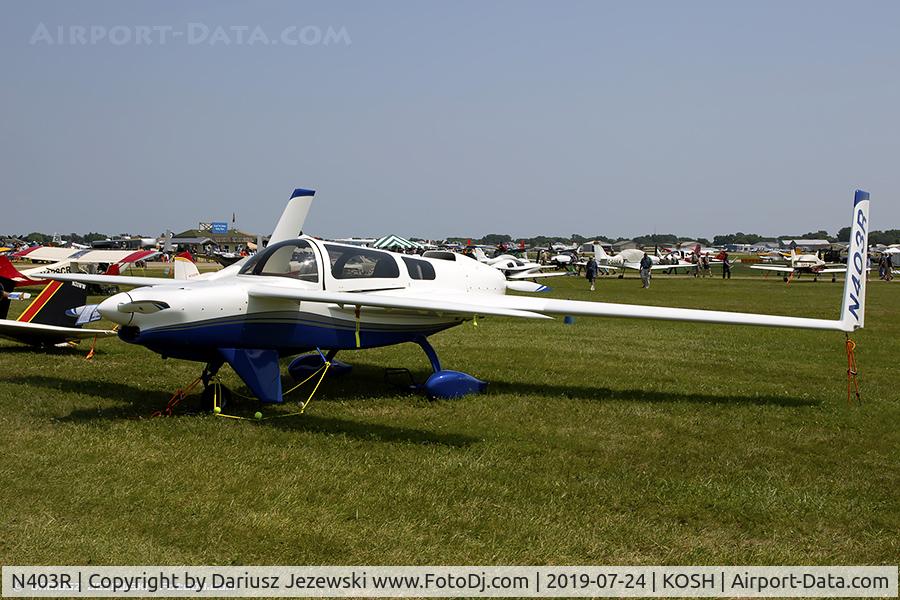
[269, 188, 315, 244]
[0, 256, 47, 288]
[839, 190, 870, 331]
[594, 244, 610, 259]
[174, 255, 200, 280]
[15, 280, 88, 328]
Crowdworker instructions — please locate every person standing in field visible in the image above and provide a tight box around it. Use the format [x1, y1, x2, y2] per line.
[639, 252, 653, 288]
[586, 256, 599, 291]
[722, 251, 732, 279]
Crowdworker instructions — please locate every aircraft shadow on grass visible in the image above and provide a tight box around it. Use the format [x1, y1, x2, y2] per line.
[5, 373, 478, 448]
[0, 345, 90, 355]
[487, 379, 821, 407]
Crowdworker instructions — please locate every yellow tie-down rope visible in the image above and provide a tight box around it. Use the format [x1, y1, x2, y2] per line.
[214, 359, 332, 421]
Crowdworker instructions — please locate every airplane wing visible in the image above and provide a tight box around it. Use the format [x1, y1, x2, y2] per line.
[12, 246, 77, 262]
[615, 262, 683, 271]
[67, 249, 160, 264]
[246, 280, 857, 332]
[248, 288, 553, 320]
[818, 267, 848, 274]
[0, 320, 117, 345]
[41, 273, 185, 287]
[57, 189, 874, 337]
[750, 265, 795, 273]
[506, 270, 569, 280]
[616, 262, 641, 271]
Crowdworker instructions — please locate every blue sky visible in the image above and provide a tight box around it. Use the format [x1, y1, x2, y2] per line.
[2, 1, 898, 240]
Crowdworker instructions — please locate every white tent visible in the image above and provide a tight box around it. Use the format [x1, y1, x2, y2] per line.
[372, 235, 423, 250]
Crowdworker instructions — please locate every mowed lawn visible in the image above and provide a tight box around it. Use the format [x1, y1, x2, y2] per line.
[1, 266, 897, 566]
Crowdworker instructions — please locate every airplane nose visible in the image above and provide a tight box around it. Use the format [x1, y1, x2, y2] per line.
[97, 292, 132, 325]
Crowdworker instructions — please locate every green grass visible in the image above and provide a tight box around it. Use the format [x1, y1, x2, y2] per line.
[1, 266, 898, 566]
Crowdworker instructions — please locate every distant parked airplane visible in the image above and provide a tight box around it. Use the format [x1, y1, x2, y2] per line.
[0, 280, 116, 347]
[750, 249, 849, 283]
[3, 248, 161, 287]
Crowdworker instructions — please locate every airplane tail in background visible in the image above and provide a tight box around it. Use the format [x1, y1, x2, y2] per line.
[269, 188, 315, 245]
[594, 244, 611, 259]
[174, 255, 200, 280]
[839, 190, 870, 331]
[12, 280, 88, 327]
[0, 256, 48, 288]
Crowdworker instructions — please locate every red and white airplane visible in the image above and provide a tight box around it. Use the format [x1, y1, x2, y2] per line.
[750, 248, 850, 283]
[2, 247, 161, 287]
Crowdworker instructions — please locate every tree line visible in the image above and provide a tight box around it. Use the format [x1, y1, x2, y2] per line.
[447, 229, 900, 247]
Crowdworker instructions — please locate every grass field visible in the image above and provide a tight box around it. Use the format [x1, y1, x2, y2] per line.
[1, 265, 898, 566]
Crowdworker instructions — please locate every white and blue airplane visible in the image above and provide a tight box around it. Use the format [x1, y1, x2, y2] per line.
[46, 189, 871, 407]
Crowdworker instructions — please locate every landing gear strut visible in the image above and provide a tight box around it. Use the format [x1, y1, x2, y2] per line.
[415, 336, 487, 399]
[200, 359, 230, 412]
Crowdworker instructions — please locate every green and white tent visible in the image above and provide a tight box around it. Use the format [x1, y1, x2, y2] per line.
[372, 234, 423, 250]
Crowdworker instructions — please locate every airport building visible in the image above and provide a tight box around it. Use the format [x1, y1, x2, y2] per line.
[170, 222, 262, 253]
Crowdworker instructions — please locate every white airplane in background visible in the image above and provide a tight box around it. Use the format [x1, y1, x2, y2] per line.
[579, 244, 696, 277]
[750, 248, 849, 283]
[458, 247, 567, 287]
[45, 187, 871, 409]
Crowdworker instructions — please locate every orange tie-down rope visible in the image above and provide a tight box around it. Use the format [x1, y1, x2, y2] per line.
[845, 336, 860, 405]
[85, 336, 98, 360]
[152, 376, 203, 417]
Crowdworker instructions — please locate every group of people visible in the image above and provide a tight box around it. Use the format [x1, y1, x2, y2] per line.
[585, 251, 731, 290]
[878, 253, 895, 281]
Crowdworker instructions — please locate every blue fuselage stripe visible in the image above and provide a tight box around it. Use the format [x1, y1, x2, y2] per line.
[126, 317, 459, 362]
